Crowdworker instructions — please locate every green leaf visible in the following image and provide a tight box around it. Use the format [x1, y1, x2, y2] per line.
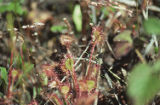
[50, 25, 66, 32]
[40, 73, 48, 86]
[37, 87, 42, 95]
[127, 61, 160, 105]
[0, 67, 8, 84]
[65, 58, 74, 71]
[143, 17, 160, 35]
[72, 4, 82, 32]
[14, 2, 24, 15]
[113, 30, 132, 44]
[154, 47, 159, 54]
[33, 87, 37, 99]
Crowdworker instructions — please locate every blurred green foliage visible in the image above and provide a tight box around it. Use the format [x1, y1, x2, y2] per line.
[128, 16, 160, 105]
[0, 0, 25, 15]
[128, 61, 160, 105]
[0, 67, 8, 85]
[143, 17, 160, 35]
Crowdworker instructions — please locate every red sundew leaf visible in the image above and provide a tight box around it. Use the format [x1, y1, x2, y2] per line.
[79, 79, 96, 93]
[65, 58, 74, 71]
[79, 80, 88, 92]
[11, 69, 18, 78]
[61, 63, 70, 75]
[86, 80, 96, 92]
[51, 94, 63, 105]
[92, 26, 103, 43]
[60, 85, 70, 95]
[28, 100, 38, 105]
[88, 64, 100, 79]
[74, 94, 97, 105]
[41, 65, 58, 78]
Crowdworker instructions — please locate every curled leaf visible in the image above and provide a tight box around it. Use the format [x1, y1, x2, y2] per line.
[72, 5, 82, 32]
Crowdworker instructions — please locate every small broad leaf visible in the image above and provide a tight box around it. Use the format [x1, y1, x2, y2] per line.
[143, 17, 160, 35]
[113, 30, 133, 58]
[65, 58, 74, 71]
[113, 30, 132, 44]
[72, 4, 82, 32]
[0, 67, 8, 84]
[127, 61, 160, 105]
